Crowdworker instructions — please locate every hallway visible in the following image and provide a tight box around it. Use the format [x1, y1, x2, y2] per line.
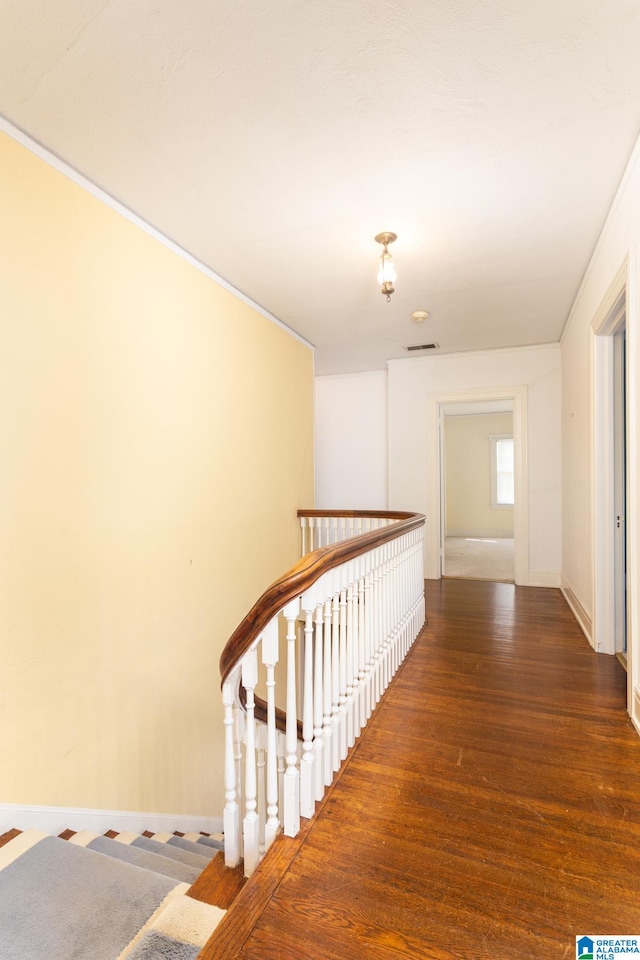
[205, 579, 640, 960]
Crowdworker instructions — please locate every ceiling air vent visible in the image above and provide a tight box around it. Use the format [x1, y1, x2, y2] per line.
[405, 343, 439, 352]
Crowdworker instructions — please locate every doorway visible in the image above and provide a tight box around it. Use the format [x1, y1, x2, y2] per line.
[593, 282, 630, 670]
[441, 404, 515, 582]
[425, 386, 529, 585]
[592, 265, 636, 722]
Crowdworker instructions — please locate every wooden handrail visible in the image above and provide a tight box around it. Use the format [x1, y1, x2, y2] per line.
[297, 509, 420, 519]
[219, 510, 425, 686]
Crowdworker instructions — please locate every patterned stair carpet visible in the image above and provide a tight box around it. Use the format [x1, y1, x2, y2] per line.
[0, 829, 226, 960]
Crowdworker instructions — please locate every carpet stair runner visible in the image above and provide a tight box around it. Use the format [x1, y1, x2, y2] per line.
[0, 827, 241, 960]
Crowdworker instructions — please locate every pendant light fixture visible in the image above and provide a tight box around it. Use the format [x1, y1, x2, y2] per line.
[375, 232, 397, 301]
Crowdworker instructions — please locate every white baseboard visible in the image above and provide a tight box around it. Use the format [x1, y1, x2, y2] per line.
[527, 571, 561, 588]
[561, 584, 593, 646]
[0, 803, 223, 838]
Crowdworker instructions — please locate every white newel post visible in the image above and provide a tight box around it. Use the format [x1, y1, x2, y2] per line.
[242, 648, 260, 876]
[283, 598, 301, 837]
[262, 618, 280, 851]
[299, 605, 316, 818]
[222, 675, 241, 867]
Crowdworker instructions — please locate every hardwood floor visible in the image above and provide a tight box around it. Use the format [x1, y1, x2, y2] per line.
[203, 579, 640, 960]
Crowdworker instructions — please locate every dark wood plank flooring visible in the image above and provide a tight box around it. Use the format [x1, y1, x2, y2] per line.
[205, 579, 640, 960]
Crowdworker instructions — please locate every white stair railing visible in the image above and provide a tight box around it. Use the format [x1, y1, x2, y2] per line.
[299, 511, 397, 556]
[220, 510, 425, 876]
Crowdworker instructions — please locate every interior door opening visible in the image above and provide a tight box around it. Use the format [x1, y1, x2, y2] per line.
[440, 402, 515, 583]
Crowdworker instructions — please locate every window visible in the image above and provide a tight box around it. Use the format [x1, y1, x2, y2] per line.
[490, 435, 514, 508]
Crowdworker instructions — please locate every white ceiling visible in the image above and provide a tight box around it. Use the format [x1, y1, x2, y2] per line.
[2, 1, 640, 374]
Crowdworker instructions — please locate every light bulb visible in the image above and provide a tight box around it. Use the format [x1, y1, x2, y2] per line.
[377, 252, 397, 285]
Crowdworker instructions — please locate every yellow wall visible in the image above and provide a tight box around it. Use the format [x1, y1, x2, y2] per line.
[445, 413, 514, 537]
[0, 131, 314, 816]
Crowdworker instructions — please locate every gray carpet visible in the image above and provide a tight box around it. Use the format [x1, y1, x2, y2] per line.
[87, 836, 200, 884]
[166, 835, 221, 856]
[126, 930, 200, 960]
[131, 837, 212, 869]
[0, 836, 179, 960]
[190, 835, 223, 851]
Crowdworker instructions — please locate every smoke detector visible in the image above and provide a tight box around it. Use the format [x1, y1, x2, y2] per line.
[411, 310, 429, 323]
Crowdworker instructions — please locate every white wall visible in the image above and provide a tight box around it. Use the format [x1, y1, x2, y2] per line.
[314, 345, 561, 585]
[388, 344, 562, 584]
[561, 135, 640, 730]
[315, 371, 388, 508]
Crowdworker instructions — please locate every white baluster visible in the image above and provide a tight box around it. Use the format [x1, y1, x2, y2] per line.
[313, 601, 325, 800]
[242, 648, 260, 876]
[357, 572, 367, 734]
[338, 587, 348, 761]
[222, 676, 241, 867]
[233, 703, 244, 840]
[262, 618, 280, 851]
[283, 599, 300, 837]
[351, 565, 362, 737]
[256, 724, 266, 858]
[300, 515, 307, 557]
[373, 552, 384, 705]
[322, 597, 334, 786]
[277, 729, 286, 805]
[362, 566, 374, 723]
[380, 548, 391, 693]
[331, 591, 341, 772]
[299, 607, 315, 818]
[394, 540, 402, 665]
[345, 580, 356, 749]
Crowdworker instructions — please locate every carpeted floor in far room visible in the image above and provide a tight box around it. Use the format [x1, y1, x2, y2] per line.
[444, 536, 514, 582]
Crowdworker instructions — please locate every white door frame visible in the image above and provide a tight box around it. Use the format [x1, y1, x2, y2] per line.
[425, 385, 529, 585]
[592, 253, 637, 725]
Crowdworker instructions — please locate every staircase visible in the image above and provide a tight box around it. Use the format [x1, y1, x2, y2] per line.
[0, 509, 427, 959]
[0, 826, 245, 960]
